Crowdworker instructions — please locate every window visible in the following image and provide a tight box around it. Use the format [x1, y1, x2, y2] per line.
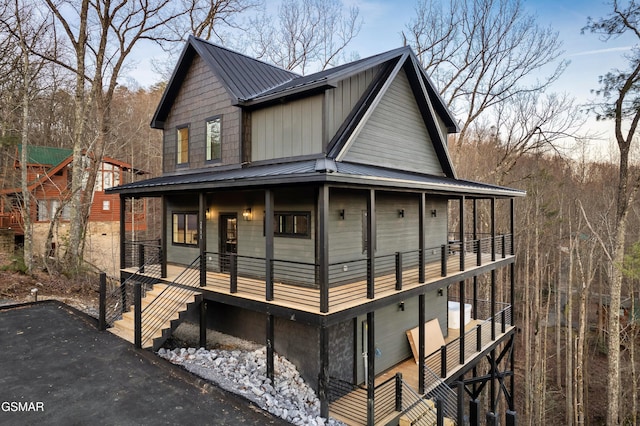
[37, 200, 70, 222]
[274, 212, 310, 238]
[206, 117, 221, 161]
[102, 200, 111, 211]
[95, 163, 120, 191]
[172, 212, 198, 245]
[177, 126, 189, 164]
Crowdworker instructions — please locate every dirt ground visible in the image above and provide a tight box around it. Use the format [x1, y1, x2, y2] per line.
[0, 254, 99, 315]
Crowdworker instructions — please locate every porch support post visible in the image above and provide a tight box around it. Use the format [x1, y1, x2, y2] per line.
[319, 324, 329, 418]
[489, 348, 498, 414]
[318, 185, 329, 313]
[472, 199, 478, 240]
[119, 194, 126, 270]
[366, 190, 376, 299]
[473, 276, 478, 320]
[470, 399, 480, 426]
[266, 313, 275, 383]
[506, 410, 517, 426]
[418, 193, 425, 283]
[459, 280, 465, 365]
[199, 301, 207, 348]
[199, 192, 207, 287]
[265, 189, 274, 301]
[366, 311, 375, 426]
[510, 198, 516, 326]
[459, 196, 465, 271]
[491, 270, 496, 341]
[510, 198, 515, 256]
[491, 197, 496, 261]
[418, 293, 426, 394]
[161, 195, 167, 278]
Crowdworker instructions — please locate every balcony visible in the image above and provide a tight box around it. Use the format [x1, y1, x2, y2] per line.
[122, 234, 514, 316]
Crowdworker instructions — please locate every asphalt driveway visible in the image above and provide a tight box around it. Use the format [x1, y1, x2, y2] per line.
[0, 301, 288, 425]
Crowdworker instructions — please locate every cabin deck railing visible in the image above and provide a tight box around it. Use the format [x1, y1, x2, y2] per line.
[424, 298, 513, 386]
[124, 234, 513, 314]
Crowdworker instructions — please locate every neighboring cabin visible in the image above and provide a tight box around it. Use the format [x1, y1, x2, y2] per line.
[0, 145, 146, 275]
[107, 36, 525, 426]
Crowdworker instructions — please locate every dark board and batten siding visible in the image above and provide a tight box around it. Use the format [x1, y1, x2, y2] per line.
[355, 291, 447, 383]
[250, 95, 324, 161]
[162, 55, 241, 173]
[342, 69, 444, 176]
[324, 65, 382, 149]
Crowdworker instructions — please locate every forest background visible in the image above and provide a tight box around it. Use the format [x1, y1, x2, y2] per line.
[1, 0, 639, 424]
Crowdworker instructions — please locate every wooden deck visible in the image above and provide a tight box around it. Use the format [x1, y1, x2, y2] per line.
[123, 251, 513, 315]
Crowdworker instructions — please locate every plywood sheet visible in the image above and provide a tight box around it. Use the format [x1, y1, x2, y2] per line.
[406, 318, 446, 363]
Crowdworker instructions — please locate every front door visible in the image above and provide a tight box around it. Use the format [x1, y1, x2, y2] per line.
[220, 214, 237, 272]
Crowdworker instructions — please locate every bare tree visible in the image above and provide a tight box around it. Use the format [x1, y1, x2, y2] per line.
[249, 0, 362, 74]
[0, 0, 51, 272]
[405, 0, 568, 149]
[583, 2, 640, 423]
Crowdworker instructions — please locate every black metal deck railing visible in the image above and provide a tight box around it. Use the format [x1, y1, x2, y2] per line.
[424, 298, 513, 386]
[199, 234, 513, 312]
[328, 373, 458, 426]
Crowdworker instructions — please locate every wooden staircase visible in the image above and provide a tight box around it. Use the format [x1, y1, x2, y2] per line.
[108, 283, 202, 350]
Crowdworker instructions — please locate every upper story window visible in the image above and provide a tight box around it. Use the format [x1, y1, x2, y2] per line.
[177, 126, 189, 164]
[206, 117, 222, 161]
[95, 162, 120, 191]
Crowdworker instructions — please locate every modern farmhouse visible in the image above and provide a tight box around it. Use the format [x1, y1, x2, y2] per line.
[105, 36, 525, 426]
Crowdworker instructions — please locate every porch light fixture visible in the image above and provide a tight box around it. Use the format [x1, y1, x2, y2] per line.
[431, 209, 437, 217]
[339, 209, 345, 220]
[206, 208, 212, 220]
[398, 209, 405, 218]
[243, 208, 252, 221]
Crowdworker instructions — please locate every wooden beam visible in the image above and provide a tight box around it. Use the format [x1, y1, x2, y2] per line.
[367, 311, 375, 426]
[367, 190, 376, 299]
[161, 195, 167, 278]
[319, 325, 329, 418]
[199, 192, 206, 287]
[419, 193, 425, 283]
[119, 194, 126, 270]
[267, 313, 274, 383]
[318, 185, 329, 313]
[418, 293, 425, 394]
[265, 189, 274, 301]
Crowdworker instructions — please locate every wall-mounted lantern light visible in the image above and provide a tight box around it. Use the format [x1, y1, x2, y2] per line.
[243, 208, 252, 221]
[206, 208, 212, 220]
[339, 209, 345, 220]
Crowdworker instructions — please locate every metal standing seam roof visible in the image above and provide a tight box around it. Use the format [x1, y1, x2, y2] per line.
[193, 37, 299, 101]
[107, 159, 525, 198]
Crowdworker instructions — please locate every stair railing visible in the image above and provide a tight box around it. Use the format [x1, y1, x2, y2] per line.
[101, 248, 162, 327]
[422, 365, 458, 421]
[139, 256, 202, 348]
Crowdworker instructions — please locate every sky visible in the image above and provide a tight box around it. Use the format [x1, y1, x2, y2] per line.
[125, 0, 636, 155]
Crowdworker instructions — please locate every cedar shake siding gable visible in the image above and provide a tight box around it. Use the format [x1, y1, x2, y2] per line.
[161, 54, 241, 173]
[152, 36, 297, 129]
[340, 68, 445, 176]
